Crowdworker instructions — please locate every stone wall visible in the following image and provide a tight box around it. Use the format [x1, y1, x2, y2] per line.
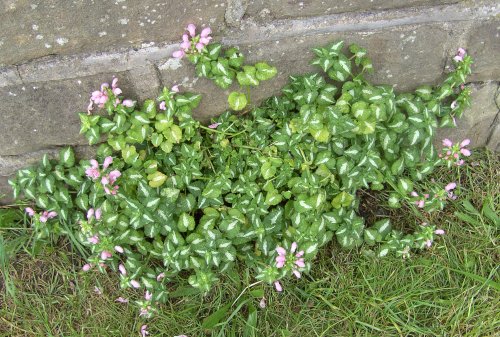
[1, 0, 499, 201]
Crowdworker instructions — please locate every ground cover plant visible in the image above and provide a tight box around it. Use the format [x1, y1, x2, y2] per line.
[1, 149, 498, 336]
[2, 23, 495, 336]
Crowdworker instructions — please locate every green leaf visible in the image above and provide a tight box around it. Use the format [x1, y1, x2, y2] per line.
[397, 178, 413, 194]
[237, 69, 260, 87]
[147, 171, 167, 188]
[202, 303, 231, 329]
[265, 190, 283, 206]
[260, 162, 276, 180]
[59, 147, 75, 167]
[178, 213, 195, 232]
[143, 99, 157, 118]
[228, 92, 248, 111]
[255, 62, 277, 81]
[331, 191, 354, 209]
[165, 125, 182, 143]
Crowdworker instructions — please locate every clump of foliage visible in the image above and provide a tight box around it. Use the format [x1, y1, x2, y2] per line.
[8, 24, 473, 320]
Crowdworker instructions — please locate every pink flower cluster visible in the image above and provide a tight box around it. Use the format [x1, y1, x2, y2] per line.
[87, 207, 102, 221]
[439, 139, 471, 166]
[410, 191, 430, 208]
[453, 47, 466, 62]
[159, 85, 180, 110]
[85, 157, 121, 195]
[25, 207, 57, 223]
[410, 182, 457, 209]
[208, 122, 221, 129]
[87, 78, 135, 114]
[274, 242, 305, 292]
[172, 24, 212, 58]
[421, 222, 445, 248]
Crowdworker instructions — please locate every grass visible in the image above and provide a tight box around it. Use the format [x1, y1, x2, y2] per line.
[0, 149, 498, 337]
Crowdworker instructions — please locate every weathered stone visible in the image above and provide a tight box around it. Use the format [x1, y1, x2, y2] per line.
[0, 66, 22, 87]
[0, 0, 226, 66]
[0, 73, 132, 156]
[127, 64, 162, 102]
[435, 82, 499, 149]
[0, 175, 15, 204]
[485, 85, 500, 152]
[226, 0, 248, 27]
[0, 148, 59, 176]
[246, 1, 462, 21]
[467, 18, 500, 82]
[486, 122, 500, 152]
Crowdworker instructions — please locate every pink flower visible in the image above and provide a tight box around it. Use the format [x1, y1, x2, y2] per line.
[200, 37, 212, 45]
[114, 245, 124, 253]
[275, 246, 287, 268]
[460, 139, 470, 147]
[87, 208, 95, 220]
[208, 122, 221, 129]
[181, 40, 191, 50]
[186, 23, 196, 37]
[276, 255, 286, 268]
[108, 170, 121, 184]
[425, 239, 433, 248]
[156, 272, 165, 282]
[460, 139, 471, 156]
[39, 211, 57, 223]
[122, 99, 135, 107]
[435, 229, 445, 235]
[103, 156, 113, 169]
[88, 235, 100, 245]
[259, 297, 266, 309]
[111, 77, 122, 96]
[118, 264, 127, 276]
[104, 185, 119, 195]
[130, 279, 140, 288]
[171, 84, 180, 93]
[200, 27, 212, 45]
[410, 191, 418, 197]
[292, 270, 301, 278]
[294, 258, 305, 268]
[195, 42, 204, 52]
[115, 297, 129, 303]
[274, 281, 283, 292]
[25, 207, 35, 217]
[442, 139, 453, 147]
[85, 159, 101, 180]
[453, 47, 466, 62]
[200, 27, 211, 38]
[95, 208, 102, 220]
[173, 50, 185, 59]
[145, 290, 152, 301]
[445, 182, 456, 192]
[82, 263, 92, 271]
[141, 324, 149, 337]
[101, 250, 112, 260]
[94, 286, 102, 295]
[159, 101, 166, 110]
